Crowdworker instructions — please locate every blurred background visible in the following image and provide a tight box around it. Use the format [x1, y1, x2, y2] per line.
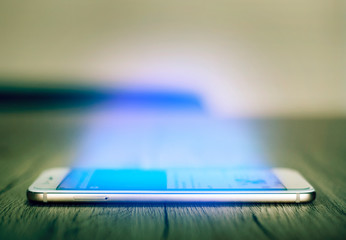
[0, 0, 345, 168]
[0, 0, 345, 117]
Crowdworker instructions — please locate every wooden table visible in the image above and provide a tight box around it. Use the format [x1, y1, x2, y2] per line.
[0, 111, 345, 240]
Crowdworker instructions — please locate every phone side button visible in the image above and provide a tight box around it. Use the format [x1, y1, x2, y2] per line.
[296, 193, 300, 203]
[73, 195, 108, 202]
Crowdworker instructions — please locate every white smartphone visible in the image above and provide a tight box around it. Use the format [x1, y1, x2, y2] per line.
[27, 168, 315, 203]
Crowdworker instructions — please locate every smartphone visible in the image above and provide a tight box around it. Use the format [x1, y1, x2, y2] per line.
[27, 168, 315, 203]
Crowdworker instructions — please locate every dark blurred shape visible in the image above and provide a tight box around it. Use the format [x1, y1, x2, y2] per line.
[0, 84, 204, 112]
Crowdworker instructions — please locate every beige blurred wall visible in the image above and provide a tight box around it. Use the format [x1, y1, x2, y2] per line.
[0, 0, 345, 117]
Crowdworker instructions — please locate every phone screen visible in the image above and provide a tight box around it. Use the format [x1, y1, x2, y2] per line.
[57, 169, 286, 191]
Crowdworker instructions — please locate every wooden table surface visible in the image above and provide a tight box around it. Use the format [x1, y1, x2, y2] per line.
[0, 111, 345, 240]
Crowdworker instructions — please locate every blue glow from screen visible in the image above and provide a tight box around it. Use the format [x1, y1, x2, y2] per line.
[71, 89, 267, 169]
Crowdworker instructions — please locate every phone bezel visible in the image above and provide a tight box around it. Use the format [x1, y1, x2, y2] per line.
[28, 167, 315, 192]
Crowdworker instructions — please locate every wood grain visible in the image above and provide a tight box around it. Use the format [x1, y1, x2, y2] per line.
[0, 112, 345, 240]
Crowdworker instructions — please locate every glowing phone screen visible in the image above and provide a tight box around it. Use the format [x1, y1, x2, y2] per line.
[57, 169, 286, 191]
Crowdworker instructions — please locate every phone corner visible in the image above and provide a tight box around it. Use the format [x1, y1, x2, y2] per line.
[26, 189, 44, 202]
[300, 190, 316, 203]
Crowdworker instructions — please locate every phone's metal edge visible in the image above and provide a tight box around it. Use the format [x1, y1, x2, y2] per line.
[27, 190, 316, 203]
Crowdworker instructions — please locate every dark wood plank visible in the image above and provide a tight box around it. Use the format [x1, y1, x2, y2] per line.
[0, 112, 345, 240]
